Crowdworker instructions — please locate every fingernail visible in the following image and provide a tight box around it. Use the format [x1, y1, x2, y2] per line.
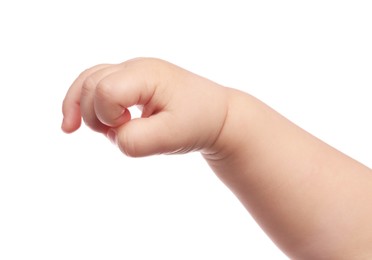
[107, 129, 117, 145]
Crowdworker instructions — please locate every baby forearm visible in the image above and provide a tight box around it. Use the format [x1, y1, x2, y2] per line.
[203, 88, 372, 259]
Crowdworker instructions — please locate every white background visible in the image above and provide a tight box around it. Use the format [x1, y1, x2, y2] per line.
[0, 1, 371, 259]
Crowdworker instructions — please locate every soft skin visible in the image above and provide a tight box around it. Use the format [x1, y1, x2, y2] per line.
[62, 58, 372, 259]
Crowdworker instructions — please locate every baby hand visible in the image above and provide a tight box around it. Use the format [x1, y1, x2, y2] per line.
[62, 58, 229, 157]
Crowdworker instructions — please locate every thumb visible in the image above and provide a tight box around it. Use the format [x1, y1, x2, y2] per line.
[114, 112, 189, 157]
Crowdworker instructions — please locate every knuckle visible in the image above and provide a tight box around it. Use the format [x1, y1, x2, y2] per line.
[121, 57, 165, 72]
[121, 57, 150, 66]
[81, 76, 96, 97]
[80, 64, 112, 95]
[79, 64, 109, 77]
[94, 79, 113, 101]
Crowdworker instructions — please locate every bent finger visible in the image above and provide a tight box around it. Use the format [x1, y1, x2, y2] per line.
[93, 60, 163, 128]
[79, 64, 124, 133]
[61, 64, 112, 133]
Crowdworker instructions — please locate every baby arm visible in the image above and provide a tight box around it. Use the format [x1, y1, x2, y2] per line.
[62, 58, 372, 259]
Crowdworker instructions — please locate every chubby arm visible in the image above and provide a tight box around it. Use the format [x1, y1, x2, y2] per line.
[62, 58, 372, 259]
[204, 90, 372, 259]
